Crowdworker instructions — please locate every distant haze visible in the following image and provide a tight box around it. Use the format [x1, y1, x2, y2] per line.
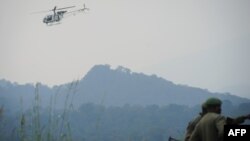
[1, 64, 250, 110]
[0, 0, 250, 98]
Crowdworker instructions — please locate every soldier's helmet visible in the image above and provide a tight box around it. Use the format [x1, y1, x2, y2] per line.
[204, 97, 222, 107]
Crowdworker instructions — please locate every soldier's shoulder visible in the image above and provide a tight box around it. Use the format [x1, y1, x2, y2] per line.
[202, 113, 226, 121]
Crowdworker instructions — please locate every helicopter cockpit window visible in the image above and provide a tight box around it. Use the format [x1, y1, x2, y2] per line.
[47, 15, 52, 21]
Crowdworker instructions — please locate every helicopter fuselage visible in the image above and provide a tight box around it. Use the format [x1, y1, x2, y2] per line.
[43, 11, 66, 24]
[37, 4, 88, 25]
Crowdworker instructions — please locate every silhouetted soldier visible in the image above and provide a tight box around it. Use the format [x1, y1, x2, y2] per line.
[184, 103, 207, 141]
[189, 97, 250, 141]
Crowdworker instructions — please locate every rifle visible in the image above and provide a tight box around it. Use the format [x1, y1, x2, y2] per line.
[168, 136, 180, 141]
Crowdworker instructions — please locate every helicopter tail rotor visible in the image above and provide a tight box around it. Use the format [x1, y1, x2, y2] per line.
[83, 4, 90, 11]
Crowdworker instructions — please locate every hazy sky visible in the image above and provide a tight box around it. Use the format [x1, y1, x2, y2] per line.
[0, 0, 250, 98]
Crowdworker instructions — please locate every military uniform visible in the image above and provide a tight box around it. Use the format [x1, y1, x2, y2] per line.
[189, 97, 250, 141]
[184, 103, 207, 141]
[189, 112, 226, 141]
[184, 114, 203, 141]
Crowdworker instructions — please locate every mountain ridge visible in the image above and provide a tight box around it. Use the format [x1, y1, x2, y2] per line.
[73, 64, 249, 107]
[0, 64, 249, 110]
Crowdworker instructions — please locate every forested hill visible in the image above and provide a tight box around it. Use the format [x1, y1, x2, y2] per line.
[71, 64, 250, 107]
[1, 64, 249, 110]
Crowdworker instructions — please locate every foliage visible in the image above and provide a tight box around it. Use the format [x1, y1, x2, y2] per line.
[0, 82, 250, 141]
[13, 81, 78, 141]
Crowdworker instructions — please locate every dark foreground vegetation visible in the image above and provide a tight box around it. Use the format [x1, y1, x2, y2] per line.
[1, 91, 250, 141]
[1, 105, 250, 141]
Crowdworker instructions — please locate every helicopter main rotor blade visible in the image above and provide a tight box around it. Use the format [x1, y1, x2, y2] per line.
[31, 6, 75, 14]
[30, 10, 51, 14]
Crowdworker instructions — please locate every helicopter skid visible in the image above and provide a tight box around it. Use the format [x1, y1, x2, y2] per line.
[46, 22, 61, 26]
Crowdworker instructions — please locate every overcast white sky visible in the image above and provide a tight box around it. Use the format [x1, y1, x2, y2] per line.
[0, 0, 250, 98]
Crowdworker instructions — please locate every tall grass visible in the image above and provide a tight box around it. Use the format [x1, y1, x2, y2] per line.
[0, 106, 5, 140]
[18, 80, 79, 141]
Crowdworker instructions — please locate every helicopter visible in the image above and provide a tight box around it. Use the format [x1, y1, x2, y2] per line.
[34, 4, 89, 25]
